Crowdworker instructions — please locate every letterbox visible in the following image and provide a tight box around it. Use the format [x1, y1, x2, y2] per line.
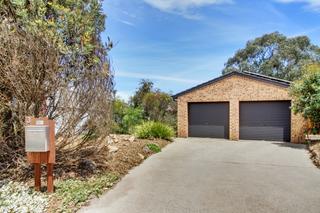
[25, 125, 50, 152]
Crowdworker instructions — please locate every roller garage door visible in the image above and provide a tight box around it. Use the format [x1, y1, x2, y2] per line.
[239, 101, 291, 142]
[188, 102, 229, 138]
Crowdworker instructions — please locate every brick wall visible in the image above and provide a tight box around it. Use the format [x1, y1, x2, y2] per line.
[177, 74, 306, 143]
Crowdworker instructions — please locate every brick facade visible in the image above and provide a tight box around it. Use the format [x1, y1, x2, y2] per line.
[176, 74, 306, 143]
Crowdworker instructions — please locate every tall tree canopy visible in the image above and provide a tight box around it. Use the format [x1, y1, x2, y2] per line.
[222, 32, 320, 81]
[130, 79, 154, 108]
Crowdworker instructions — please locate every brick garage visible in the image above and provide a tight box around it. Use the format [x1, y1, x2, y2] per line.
[173, 71, 306, 143]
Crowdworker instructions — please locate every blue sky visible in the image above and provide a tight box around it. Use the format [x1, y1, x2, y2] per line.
[102, 0, 320, 101]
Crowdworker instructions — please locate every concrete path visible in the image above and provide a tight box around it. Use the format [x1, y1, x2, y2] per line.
[80, 138, 320, 213]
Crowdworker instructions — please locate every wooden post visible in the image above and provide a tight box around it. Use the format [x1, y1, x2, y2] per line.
[34, 163, 41, 191]
[47, 163, 54, 193]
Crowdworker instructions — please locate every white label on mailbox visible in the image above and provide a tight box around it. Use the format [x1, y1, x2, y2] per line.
[36, 120, 44, 125]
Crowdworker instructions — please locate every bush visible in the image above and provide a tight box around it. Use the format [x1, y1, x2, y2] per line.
[291, 64, 320, 131]
[134, 121, 175, 140]
[130, 79, 177, 128]
[146, 143, 161, 153]
[112, 98, 144, 134]
[122, 107, 144, 133]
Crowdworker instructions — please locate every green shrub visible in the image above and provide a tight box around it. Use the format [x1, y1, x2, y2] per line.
[134, 121, 175, 140]
[112, 98, 144, 134]
[122, 107, 144, 133]
[146, 143, 161, 153]
[291, 64, 320, 131]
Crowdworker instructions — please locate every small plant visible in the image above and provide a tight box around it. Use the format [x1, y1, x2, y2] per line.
[134, 121, 175, 140]
[146, 143, 161, 153]
[54, 173, 118, 211]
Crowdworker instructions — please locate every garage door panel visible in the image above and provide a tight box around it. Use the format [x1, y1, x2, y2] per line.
[240, 101, 291, 142]
[188, 103, 229, 139]
[189, 125, 225, 138]
[240, 126, 289, 141]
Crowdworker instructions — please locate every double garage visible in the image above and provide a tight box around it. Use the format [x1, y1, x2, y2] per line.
[188, 101, 291, 141]
[174, 72, 305, 143]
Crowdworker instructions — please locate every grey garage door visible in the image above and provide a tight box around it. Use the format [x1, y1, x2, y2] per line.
[188, 102, 229, 139]
[240, 101, 291, 142]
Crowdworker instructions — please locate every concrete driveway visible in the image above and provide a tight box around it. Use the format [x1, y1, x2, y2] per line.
[80, 138, 320, 213]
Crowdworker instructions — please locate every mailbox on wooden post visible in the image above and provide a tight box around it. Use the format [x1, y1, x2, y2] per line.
[25, 117, 55, 193]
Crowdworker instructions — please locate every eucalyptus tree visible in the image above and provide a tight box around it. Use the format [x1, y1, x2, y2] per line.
[223, 32, 320, 81]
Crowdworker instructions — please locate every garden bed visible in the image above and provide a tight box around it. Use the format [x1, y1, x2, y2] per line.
[0, 135, 171, 213]
[309, 141, 320, 168]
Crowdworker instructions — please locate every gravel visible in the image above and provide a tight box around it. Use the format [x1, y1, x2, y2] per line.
[0, 181, 48, 213]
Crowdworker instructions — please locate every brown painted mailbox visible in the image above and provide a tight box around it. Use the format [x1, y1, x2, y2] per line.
[25, 117, 55, 193]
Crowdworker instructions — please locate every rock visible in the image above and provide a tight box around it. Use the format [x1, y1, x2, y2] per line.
[78, 159, 96, 176]
[108, 145, 119, 153]
[138, 153, 145, 160]
[106, 136, 113, 144]
[129, 136, 135, 142]
[143, 145, 152, 154]
[67, 172, 77, 178]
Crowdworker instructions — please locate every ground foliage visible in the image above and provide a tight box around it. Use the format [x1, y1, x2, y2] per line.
[0, 181, 48, 213]
[51, 173, 118, 212]
[146, 143, 161, 153]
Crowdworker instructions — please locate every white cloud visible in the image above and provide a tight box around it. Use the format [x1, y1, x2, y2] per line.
[116, 71, 202, 84]
[275, 0, 320, 11]
[143, 0, 233, 19]
[119, 19, 135, 26]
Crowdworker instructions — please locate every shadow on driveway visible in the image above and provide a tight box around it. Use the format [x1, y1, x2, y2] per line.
[271, 142, 306, 150]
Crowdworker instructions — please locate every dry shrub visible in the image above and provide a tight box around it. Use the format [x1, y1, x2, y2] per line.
[0, 21, 114, 180]
[0, 22, 60, 178]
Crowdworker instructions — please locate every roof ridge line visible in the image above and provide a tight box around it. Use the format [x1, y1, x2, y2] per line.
[242, 71, 292, 83]
[173, 71, 290, 99]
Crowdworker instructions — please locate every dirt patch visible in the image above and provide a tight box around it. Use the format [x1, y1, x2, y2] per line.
[309, 141, 320, 167]
[105, 135, 170, 175]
